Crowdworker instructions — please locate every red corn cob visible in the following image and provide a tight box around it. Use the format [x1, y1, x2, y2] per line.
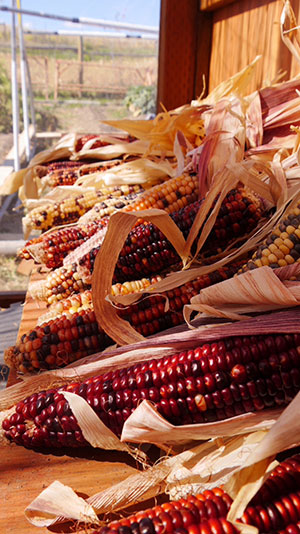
[5, 262, 243, 370]
[80, 188, 265, 283]
[90, 455, 300, 534]
[3, 333, 300, 447]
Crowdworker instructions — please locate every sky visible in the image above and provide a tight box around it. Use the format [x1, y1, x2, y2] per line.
[0, 0, 161, 33]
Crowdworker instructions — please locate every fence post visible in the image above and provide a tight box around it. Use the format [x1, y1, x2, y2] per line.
[54, 59, 59, 100]
[78, 35, 83, 98]
[44, 56, 49, 99]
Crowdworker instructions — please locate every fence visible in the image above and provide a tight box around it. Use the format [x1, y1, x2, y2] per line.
[0, 46, 157, 100]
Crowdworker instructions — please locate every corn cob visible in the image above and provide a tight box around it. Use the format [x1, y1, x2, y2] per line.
[240, 202, 300, 272]
[3, 332, 300, 446]
[37, 276, 163, 324]
[80, 188, 265, 284]
[24, 184, 145, 232]
[18, 222, 104, 269]
[87, 454, 300, 534]
[42, 160, 124, 189]
[77, 174, 199, 226]
[5, 262, 242, 372]
[74, 134, 109, 152]
[41, 263, 92, 305]
[22, 174, 199, 269]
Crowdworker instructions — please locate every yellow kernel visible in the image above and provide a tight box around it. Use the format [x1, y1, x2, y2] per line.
[279, 244, 291, 255]
[280, 232, 289, 240]
[261, 257, 270, 266]
[295, 229, 300, 239]
[274, 238, 284, 247]
[285, 255, 295, 264]
[283, 238, 294, 249]
[286, 225, 296, 234]
[267, 253, 278, 264]
[262, 248, 271, 256]
[278, 259, 287, 266]
[254, 259, 263, 267]
[273, 229, 281, 237]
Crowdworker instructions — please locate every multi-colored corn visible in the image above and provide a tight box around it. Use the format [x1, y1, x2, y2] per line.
[240, 201, 300, 272]
[40, 160, 91, 188]
[24, 184, 145, 232]
[88, 454, 300, 534]
[18, 222, 104, 269]
[3, 333, 300, 446]
[80, 188, 265, 284]
[5, 262, 242, 372]
[78, 173, 199, 226]
[21, 174, 200, 270]
[37, 277, 163, 324]
[40, 263, 92, 305]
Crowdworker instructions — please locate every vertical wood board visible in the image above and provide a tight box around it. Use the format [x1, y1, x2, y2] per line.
[208, 0, 300, 93]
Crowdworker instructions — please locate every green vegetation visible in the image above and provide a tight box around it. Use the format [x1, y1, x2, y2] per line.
[124, 85, 156, 116]
[0, 62, 13, 133]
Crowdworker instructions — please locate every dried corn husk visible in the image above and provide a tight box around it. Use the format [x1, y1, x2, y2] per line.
[25, 432, 267, 528]
[74, 157, 175, 188]
[184, 263, 300, 323]
[0, 133, 76, 197]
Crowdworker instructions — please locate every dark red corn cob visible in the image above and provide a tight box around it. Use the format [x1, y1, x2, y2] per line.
[79, 188, 265, 283]
[88, 455, 300, 534]
[3, 334, 300, 448]
[18, 222, 105, 269]
[4, 263, 243, 373]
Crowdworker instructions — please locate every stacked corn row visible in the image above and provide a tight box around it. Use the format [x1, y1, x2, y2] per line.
[39, 160, 92, 188]
[20, 174, 199, 270]
[90, 455, 300, 534]
[5, 262, 242, 372]
[79, 173, 200, 225]
[79, 188, 265, 284]
[3, 332, 300, 445]
[23, 183, 144, 232]
[240, 201, 300, 272]
[38, 276, 163, 324]
[41, 160, 121, 188]
[18, 222, 104, 269]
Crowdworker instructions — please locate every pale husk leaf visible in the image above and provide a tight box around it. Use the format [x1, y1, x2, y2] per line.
[74, 157, 175, 188]
[0, 133, 75, 197]
[121, 399, 281, 446]
[184, 265, 300, 323]
[73, 138, 173, 160]
[91, 208, 187, 346]
[25, 480, 99, 527]
[61, 391, 130, 453]
[25, 433, 267, 528]
[194, 56, 262, 106]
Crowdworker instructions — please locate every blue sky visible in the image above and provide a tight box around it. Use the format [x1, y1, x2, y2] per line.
[0, 1, 160, 32]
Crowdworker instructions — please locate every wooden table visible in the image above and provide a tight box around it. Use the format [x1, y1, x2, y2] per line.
[2, 264, 160, 533]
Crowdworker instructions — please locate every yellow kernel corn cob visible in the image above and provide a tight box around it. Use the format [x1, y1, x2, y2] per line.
[38, 276, 163, 324]
[23, 184, 145, 232]
[240, 202, 300, 272]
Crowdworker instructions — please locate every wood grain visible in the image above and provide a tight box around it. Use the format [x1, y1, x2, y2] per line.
[1, 443, 139, 534]
[208, 0, 300, 93]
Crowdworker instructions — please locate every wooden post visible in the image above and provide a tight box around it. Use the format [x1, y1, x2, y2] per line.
[78, 35, 83, 98]
[54, 59, 59, 100]
[156, 0, 213, 111]
[44, 56, 49, 100]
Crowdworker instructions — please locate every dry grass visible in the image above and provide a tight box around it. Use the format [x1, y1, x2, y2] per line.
[0, 256, 29, 291]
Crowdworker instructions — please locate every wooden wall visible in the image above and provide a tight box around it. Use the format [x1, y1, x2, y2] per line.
[157, 0, 300, 111]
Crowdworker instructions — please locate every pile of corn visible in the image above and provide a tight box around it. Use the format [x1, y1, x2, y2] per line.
[3, 52, 300, 533]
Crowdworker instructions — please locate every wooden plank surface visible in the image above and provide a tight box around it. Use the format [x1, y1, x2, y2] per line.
[208, 0, 300, 94]
[2, 264, 162, 533]
[1, 444, 139, 534]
